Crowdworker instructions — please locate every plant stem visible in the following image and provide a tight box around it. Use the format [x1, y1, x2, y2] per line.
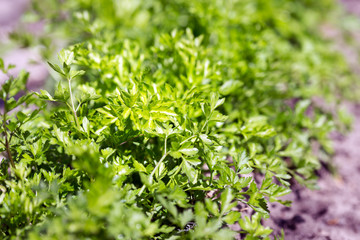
[138, 136, 168, 196]
[5, 137, 15, 169]
[120, 134, 144, 146]
[180, 135, 195, 146]
[68, 78, 80, 129]
[138, 152, 169, 196]
[2, 108, 15, 169]
[210, 170, 214, 185]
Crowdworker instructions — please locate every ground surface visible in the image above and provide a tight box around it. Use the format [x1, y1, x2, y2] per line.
[265, 1, 360, 239]
[0, 0, 47, 90]
[264, 103, 360, 239]
[1, 1, 360, 239]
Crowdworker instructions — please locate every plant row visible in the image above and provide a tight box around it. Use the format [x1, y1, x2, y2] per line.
[0, 0, 357, 239]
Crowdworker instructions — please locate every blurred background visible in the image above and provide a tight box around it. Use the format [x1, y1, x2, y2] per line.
[1, 1, 360, 238]
[1, 0, 360, 92]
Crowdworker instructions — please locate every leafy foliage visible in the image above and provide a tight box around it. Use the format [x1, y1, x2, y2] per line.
[1, 0, 358, 239]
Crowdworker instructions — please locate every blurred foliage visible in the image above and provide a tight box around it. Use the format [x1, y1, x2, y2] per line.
[0, 0, 359, 239]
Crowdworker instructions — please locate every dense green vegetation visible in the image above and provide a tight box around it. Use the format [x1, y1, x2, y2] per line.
[1, 0, 358, 239]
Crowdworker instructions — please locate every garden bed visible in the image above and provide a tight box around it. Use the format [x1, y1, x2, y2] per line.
[1, 1, 360, 239]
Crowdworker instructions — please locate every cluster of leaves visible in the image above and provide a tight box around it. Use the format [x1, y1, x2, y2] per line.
[1, 0, 358, 239]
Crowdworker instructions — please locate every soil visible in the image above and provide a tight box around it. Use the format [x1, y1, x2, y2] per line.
[0, 0, 47, 90]
[264, 1, 360, 239]
[264, 103, 360, 240]
[1, 1, 360, 240]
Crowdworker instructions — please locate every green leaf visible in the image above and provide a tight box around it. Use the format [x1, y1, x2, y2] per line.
[158, 196, 178, 218]
[214, 98, 225, 109]
[178, 209, 193, 228]
[178, 147, 198, 156]
[48, 61, 65, 76]
[54, 81, 70, 102]
[220, 80, 243, 95]
[16, 111, 27, 123]
[182, 160, 197, 184]
[36, 90, 55, 101]
[82, 117, 90, 135]
[7, 121, 17, 131]
[210, 111, 228, 122]
[169, 151, 182, 159]
[155, 161, 167, 181]
[199, 134, 212, 145]
[205, 198, 219, 216]
[239, 167, 253, 175]
[69, 70, 85, 80]
[133, 160, 148, 173]
[210, 92, 221, 110]
[58, 49, 75, 66]
[223, 211, 241, 224]
[220, 188, 236, 214]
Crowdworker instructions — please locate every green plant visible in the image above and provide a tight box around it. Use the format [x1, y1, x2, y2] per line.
[1, 0, 358, 239]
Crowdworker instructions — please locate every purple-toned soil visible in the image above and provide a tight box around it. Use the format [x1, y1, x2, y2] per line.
[0, 49, 48, 90]
[341, 0, 360, 16]
[265, 1, 360, 239]
[0, 0, 47, 90]
[0, 0, 29, 41]
[264, 103, 360, 239]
